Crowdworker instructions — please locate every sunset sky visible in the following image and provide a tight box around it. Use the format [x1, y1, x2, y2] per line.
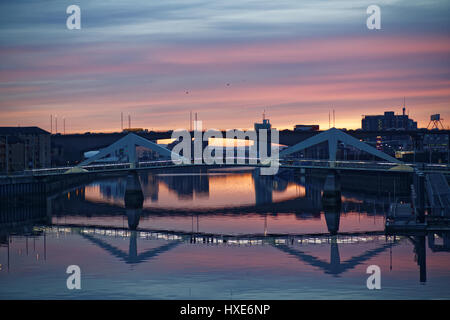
[0, 0, 449, 133]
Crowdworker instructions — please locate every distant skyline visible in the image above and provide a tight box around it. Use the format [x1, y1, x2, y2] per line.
[1, 0, 449, 133]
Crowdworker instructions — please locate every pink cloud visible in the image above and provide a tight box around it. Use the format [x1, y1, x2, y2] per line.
[1, 35, 449, 132]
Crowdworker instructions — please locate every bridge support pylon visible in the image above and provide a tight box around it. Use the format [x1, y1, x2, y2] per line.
[324, 205, 341, 235]
[323, 172, 341, 235]
[322, 173, 341, 208]
[124, 171, 144, 230]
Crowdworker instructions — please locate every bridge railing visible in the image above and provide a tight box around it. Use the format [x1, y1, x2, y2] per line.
[44, 225, 395, 245]
[413, 163, 450, 173]
[2, 157, 449, 178]
[279, 159, 450, 172]
[279, 159, 398, 170]
[18, 159, 192, 176]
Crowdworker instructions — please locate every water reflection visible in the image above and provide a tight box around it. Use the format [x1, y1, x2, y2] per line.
[2, 169, 398, 239]
[86, 168, 298, 208]
[79, 230, 180, 264]
[48, 169, 392, 234]
[275, 236, 396, 277]
[2, 223, 449, 288]
[1, 168, 449, 298]
[324, 205, 341, 235]
[124, 172, 144, 230]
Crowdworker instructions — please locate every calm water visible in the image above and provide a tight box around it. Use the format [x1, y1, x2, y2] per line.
[1, 168, 449, 299]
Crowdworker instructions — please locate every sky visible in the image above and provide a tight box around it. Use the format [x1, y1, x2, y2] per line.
[0, 0, 449, 133]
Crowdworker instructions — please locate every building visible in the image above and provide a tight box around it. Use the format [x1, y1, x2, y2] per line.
[0, 136, 25, 172]
[123, 128, 146, 133]
[254, 117, 272, 157]
[294, 124, 319, 132]
[0, 127, 51, 173]
[362, 108, 417, 131]
[423, 133, 449, 151]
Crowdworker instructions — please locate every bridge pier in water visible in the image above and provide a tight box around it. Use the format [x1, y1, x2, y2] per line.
[330, 237, 341, 275]
[322, 173, 341, 208]
[413, 172, 426, 222]
[322, 172, 342, 235]
[253, 169, 274, 205]
[124, 171, 144, 230]
[417, 235, 427, 283]
[129, 231, 138, 261]
[324, 205, 341, 235]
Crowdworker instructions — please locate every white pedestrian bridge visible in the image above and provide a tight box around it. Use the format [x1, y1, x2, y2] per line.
[4, 128, 450, 177]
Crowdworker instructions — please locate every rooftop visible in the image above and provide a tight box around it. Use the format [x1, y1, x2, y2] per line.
[0, 126, 50, 135]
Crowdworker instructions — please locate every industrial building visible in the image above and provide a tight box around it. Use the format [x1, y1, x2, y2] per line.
[254, 116, 272, 157]
[294, 125, 320, 132]
[362, 108, 417, 131]
[0, 127, 51, 173]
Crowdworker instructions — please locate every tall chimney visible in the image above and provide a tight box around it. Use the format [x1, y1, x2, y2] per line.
[194, 112, 198, 130]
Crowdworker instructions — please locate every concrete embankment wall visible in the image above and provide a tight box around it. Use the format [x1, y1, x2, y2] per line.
[0, 202, 49, 230]
[298, 168, 413, 197]
[0, 176, 46, 205]
[0, 173, 97, 205]
[0, 171, 130, 205]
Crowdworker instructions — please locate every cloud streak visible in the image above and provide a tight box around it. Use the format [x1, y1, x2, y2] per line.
[0, 0, 449, 132]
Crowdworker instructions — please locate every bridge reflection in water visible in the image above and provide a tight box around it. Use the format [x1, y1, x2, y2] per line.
[48, 169, 392, 229]
[2, 223, 447, 284]
[1, 169, 449, 288]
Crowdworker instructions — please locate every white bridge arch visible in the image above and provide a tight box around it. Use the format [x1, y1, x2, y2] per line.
[78, 133, 185, 167]
[76, 129, 402, 170]
[279, 128, 401, 164]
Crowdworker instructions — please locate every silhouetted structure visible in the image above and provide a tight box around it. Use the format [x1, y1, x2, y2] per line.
[0, 127, 51, 173]
[124, 172, 144, 230]
[362, 109, 417, 131]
